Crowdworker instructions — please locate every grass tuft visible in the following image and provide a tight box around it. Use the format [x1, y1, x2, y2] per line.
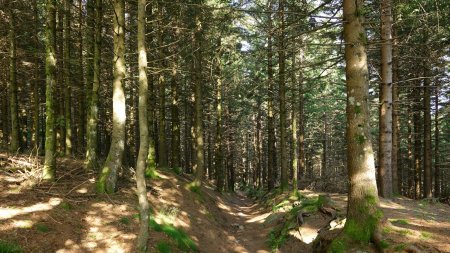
[0, 240, 23, 253]
[119, 216, 131, 225]
[35, 223, 50, 233]
[393, 243, 406, 252]
[60, 202, 72, 211]
[156, 241, 172, 253]
[149, 216, 198, 252]
[392, 219, 409, 226]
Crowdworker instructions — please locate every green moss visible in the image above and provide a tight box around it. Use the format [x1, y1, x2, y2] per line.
[355, 105, 362, 114]
[171, 167, 183, 175]
[380, 240, 390, 249]
[393, 243, 406, 252]
[186, 182, 201, 194]
[344, 208, 383, 243]
[420, 231, 432, 239]
[355, 134, 365, 144]
[382, 226, 393, 234]
[156, 241, 172, 253]
[328, 239, 346, 253]
[145, 167, 159, 179]
[397, 229, 411, 236]
[0, 240, 23, 253]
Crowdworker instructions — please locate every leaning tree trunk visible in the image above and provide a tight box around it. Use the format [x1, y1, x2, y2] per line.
[135, 0, 150, 250]
[378, 0, 393, 198]
[327, 0, 384, 251]
[8, 8, 19, 153]
[42, 0, 57, 180]
[85, 0, 102, 170]
[97, 0, 125, 193]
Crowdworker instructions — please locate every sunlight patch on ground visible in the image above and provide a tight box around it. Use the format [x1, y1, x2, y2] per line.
[246, 212, 269, 224]
[0, 197, 61, 220]
[218, 202, 231, 211]
[297, 223, 319, 244]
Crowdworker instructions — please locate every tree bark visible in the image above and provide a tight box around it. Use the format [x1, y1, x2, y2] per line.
[193, 7, 204, 185]
[423, 68, 432, 198]
[43, 0, 57, 180]
[413, 86, 422, 199]
[328, 0, 383, 250]
[378, 0, 393, 198]
[391, 20, 400, 195]
[135, 0, 150, 250]
[434, 86, 440, 197]
[215, 40, 224, 192]
[267, 6, 276, 190]
[170, 60, 181, 169]
[278, 0, 288, 190]
[97, 0, 125, 193]
[8, 8, 19, 152]
[63, 0, 72, 156]
[86, 0, 102, 169]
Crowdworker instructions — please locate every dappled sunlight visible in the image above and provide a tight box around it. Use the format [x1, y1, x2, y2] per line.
[0, 197, 61, 220]
[246, 212, 269, 223]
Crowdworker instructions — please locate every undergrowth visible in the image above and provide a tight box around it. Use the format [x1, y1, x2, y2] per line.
[149, 216, 198, 252]
[0, 240, 23, 253]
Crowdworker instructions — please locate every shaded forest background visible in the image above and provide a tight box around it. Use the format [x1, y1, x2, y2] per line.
[0, 0, 449, 198]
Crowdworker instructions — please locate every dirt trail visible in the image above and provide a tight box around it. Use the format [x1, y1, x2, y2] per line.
[218, 192, 272, 253]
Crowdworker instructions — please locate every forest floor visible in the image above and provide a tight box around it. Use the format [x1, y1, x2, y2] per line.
[0, 153, 449, 253]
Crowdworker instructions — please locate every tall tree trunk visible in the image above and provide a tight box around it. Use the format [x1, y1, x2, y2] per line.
[328, 0, 383, 250]
[291, 47, 298, 189]
[156, 4, 167, 168]
[77, 0, 86, 153]
[43, 0, 57, 180]
[86, 0, 102, 169]
[135, 0, 150, 249]
[378, 0, 393, 198]
[391, 20, 400, 195]
[145, 3, 157, 178]
[423, 68, 432, 198]
[434, 86, 440, 197]
[322, 113, 328, 177]
[278, 0, 288, 190]
[171, 61, 181, 169]
[63, 0, 72, 155]
[215, 42, 224, 191]
[267, 6, 276, 190]
[32, 0, 40, 150]
[193, 8, 204, 185]
[8, 8, 19, 152]
[298, 43, 305, 181]
[413, 86, 422, 199]
[407, 105, 414, 197]
[97, 0, 125, 193]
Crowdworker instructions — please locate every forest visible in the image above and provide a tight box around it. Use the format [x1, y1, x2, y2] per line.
[0, 0, 449, 252]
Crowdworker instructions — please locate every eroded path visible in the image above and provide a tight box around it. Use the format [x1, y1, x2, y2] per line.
[217, 191, 272, 253]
